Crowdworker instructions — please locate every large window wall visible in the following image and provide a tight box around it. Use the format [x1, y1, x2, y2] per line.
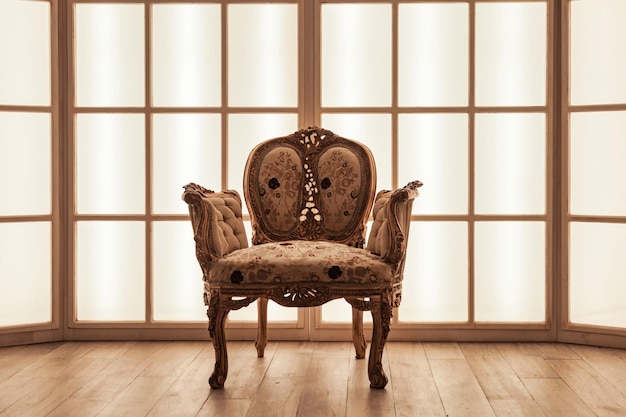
[68, 0, 303, 339]
[317, 1, 552, 342]
[562, 0, 626, 346]
[0, 0, 624, 348]
[0, 0, 59, 343]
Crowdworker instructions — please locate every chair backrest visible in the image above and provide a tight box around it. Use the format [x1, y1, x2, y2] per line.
[244, 126, 377, 247]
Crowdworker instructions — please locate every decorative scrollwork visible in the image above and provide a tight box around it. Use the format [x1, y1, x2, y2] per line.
[284, 286, 319, 302]
[266, 285, 333, 307]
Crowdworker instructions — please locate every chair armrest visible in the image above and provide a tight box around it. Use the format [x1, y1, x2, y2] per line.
[366, 180, 423, 265]
[182, 183, 249, 266]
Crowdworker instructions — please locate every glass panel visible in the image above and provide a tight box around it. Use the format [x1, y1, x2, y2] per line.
[321, 299, 372, 324]
[0, 0, 50, 106]
[571, 0, 626, 105]
[399, 222, 468, 323]
[321, 114, 392, 190]
[322, 4, 392, 107]
[75, 4, 144, 107]
[152, 4, 221, 107]
[398, 3, 468, 107]
[398, 114, 468, 215]
[0, 222, 51, 326]
[76, 114, 145, 214]
[0, 112, 51, 216]
[76, 221, 145, 321]
[228, 4, 298, 107]
[475, 3, 546, 107]
[475, 113, 546, 215]
[152, 114, 221, 214]
[570, 222, 626, 328]
[475, 221, 545, 323]
[570, 111, 626, 216]
[153, 221, 205, 321]
[227, 114, 298, 198]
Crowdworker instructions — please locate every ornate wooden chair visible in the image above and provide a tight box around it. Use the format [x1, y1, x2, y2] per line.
[182, 126, 421, 389]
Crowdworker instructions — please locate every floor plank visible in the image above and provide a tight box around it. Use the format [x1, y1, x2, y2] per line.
[547, 358, 626, 417]
[387, 342, 446, 417]
[575, 345, 626, 397]
[521, 377, 597, 417]
[296, 342, 350, 417]
[461, 343, 546, 417]
[0, 341, 624, 417]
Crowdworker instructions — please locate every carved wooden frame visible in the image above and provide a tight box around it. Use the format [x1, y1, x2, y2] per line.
[183, 126, 422, 389]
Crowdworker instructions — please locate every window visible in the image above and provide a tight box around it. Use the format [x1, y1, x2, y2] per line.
[0, 0, 57, 332]
[1, 0, 625, 348]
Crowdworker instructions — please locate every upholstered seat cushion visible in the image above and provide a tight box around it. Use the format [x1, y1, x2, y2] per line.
[207, 240, 393, 286]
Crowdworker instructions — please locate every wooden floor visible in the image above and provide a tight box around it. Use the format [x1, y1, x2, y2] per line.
[1, 341, 625, 417]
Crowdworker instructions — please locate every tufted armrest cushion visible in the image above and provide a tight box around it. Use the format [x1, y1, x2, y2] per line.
[182, 183, 248, 264]
[366, 181, 422, 265]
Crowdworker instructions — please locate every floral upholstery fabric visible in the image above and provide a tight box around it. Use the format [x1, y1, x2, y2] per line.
[255, 146, 303, 233]
[207, 240, 393, 286]
[318, 147, 363, 232]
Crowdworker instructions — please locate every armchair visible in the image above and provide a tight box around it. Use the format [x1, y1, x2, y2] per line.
[183, 126, 422, 389]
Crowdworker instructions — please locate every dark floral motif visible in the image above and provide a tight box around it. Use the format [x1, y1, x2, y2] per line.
[230, 270, 244, 284]
[268, 178, 281, 189]
[328, 265, 343, 279]
[317, 149, 362, 231]
[257, 149, 302, 231]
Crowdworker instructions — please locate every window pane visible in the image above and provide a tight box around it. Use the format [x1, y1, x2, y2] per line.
[0, 222, 51, 326]
[228, 4, 298, 107]
[321, 298, 372, 324]
[0, 112, 51, 216]
[475, 3, 546, 106]
[152, 114, 221, 214]
[570, 111, 626, 216]
[227, 114, 298, 198]
[399, 222, 468, 323]
[570, 222, 626, 328]
[76, 221, 145, 321]
[153, 221, 205, 321]
[76, 114, 145, 214]
[322, 4, 391, 107]
[0, 0, 50, 106]
[321, 114, 392, 190]
[398, 114, 468, 215]
[398, 3, 468, 107]
[571, 0, 626, 105]
[152, 4, 221, 107]
[475, 222, 545, 323]
[75, 4, 144, 107]
[475, 113, 546, 215]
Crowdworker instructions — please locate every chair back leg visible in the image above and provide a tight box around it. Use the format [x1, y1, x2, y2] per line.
[255, 297, 269, 358]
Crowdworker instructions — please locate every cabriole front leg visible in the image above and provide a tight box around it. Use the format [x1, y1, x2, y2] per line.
[207, 290, 229, 389]
[368, 297, 392, 389]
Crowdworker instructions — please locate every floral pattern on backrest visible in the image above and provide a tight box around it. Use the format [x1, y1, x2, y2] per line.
[317, 147, 362, 233]
[244, 126, 377, 247]
[256, 146, 303, 233]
